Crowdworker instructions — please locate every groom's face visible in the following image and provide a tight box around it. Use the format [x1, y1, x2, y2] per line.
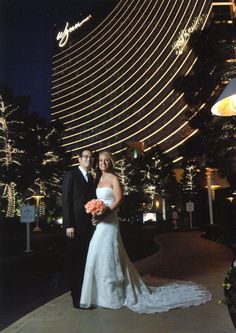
[79, 150, 93, 170]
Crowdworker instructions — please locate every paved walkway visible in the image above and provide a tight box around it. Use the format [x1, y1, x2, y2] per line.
[1, 231, 235, 333]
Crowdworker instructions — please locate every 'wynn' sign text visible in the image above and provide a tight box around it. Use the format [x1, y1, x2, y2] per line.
[57, 15, 92, 48]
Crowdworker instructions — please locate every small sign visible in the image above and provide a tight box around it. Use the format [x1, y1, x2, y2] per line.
[186, 201, 194, 212]
[172, 211, 178, 219]
[20, 205, 36, 223]
[143, 213, 157, 224]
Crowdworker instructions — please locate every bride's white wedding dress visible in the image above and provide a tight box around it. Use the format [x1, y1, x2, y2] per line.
[80, 187, 212, 313]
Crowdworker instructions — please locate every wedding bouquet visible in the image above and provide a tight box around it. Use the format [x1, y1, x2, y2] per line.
[84, 199, 105, 216]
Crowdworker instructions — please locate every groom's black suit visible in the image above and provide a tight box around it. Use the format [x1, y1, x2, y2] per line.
[62, 168, 96, 306]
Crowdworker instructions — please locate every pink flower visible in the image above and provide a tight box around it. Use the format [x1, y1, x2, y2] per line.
[84, 199, 105, 216]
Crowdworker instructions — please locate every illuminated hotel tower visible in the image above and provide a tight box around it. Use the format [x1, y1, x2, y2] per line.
[51, 0, 233, 163]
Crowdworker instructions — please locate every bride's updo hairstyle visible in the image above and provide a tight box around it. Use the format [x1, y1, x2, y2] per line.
[99, 150, 116, 172]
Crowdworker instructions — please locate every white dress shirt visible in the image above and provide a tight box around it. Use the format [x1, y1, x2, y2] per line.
[79, 166, 88, 182]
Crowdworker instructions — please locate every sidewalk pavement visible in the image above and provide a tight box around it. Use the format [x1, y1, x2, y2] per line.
[1, 231, 235, 333]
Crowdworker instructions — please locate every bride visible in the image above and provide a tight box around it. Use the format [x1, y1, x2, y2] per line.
[80, 151, 212, 313]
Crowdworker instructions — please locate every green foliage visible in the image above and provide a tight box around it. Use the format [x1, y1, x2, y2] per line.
[221, 263, 236, 321]
[174, 21, 236, 190]
[174, 22, 235, 113]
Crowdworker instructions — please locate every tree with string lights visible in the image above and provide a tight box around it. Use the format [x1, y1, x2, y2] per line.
[29, 120, 71, 220]
[180, 159, 200, 201]
[0, 95, 25, 217]
[119, 146, 180, 222]
[0, 85, 71, 220]
[141, 146, 180, 211]
[115, 155, 133, 195]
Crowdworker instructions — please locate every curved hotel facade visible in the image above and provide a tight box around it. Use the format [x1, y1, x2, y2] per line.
[51, 0, 228, 163]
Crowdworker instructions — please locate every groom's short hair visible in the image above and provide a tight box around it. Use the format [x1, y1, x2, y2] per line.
[78, 148, 93, 158]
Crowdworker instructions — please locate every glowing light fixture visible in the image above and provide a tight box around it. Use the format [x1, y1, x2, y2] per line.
[155, 200, 160, 210]
[211, 78, 236, 116]
[32, 190, 44, 232]
[205, 168, 221, 224]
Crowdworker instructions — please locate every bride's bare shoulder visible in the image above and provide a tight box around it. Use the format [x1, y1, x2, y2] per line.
[110, 174, 121, 184]
[110, 173, 118, 179]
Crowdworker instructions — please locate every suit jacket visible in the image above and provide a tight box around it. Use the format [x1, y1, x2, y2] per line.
[62, 168, 96, 235]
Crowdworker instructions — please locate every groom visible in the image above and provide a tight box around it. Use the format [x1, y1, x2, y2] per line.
[62, 148, 96, 308]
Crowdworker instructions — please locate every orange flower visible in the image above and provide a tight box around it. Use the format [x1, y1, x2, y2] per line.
[84, 199, 105, 215]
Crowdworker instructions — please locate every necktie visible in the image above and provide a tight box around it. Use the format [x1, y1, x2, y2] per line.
[85, 173, 89, 182]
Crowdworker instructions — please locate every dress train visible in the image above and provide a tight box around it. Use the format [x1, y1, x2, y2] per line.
[80, 188, 212, 314]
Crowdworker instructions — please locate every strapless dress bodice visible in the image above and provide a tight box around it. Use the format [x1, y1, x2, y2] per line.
[96, 187, 114, 206]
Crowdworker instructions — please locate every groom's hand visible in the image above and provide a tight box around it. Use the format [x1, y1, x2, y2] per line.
[66, 227, 75, 238]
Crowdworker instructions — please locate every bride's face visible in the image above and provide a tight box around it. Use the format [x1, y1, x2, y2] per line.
[99, 153, 111, 172]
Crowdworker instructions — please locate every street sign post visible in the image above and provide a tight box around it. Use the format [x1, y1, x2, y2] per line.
[20, 205, 36, 253]
[186, 201, 194, 229]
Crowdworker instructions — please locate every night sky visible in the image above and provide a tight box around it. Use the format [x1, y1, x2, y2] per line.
[0, 0, 102, 122]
